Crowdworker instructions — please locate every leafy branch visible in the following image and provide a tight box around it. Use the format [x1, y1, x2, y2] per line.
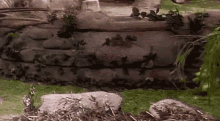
[172, 25, 220, 105]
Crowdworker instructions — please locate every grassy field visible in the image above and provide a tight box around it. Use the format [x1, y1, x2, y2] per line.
[1, 78, 220, 119]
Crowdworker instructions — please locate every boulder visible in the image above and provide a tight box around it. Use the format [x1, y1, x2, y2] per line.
[19, 49, 36, 62]
[43, 36, 73, 50]
[27, 28, 54, 41]
[149, 98, 218, 120]
[38, 91, 123, 115]
[74, 31, 184, 67]
[76, 11, 168, 31]
[95, 45, 151, 64]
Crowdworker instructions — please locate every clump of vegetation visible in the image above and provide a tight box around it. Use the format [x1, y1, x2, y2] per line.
[47, 10, 59, 24]
[6, 33, 19, 42]
[188, 12, 209, 35]
[173, 22, 220, 105]
[12, 86, 219, 121]
[22, 85, 37, 113]
[130, 7, 140, 17]
[57, 14, 78, 38]
[46, 0, 80, 38]
[102, 34, 137, 47]
[145, 9, 166, 21]
[165, 8, 184, 31]
[130, 7, 166, 21]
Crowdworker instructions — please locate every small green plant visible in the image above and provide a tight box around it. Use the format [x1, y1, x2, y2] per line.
[130, 7, 140, 17]
[166, 8, 184, 31]
[7, 33, 19, 38]
[22, 84, 36, 113]
[57, 14, 78, 38]
[102, 34, 137, 48]
[5, 33, 20, 46]
[145, 8, 166, 21]
[193, 68, 220, 92]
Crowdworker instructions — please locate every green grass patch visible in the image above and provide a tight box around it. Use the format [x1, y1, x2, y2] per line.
[161, 0, 220, 11]
[120, 88, 220, 118]
[0, 79, 220, 118]
[0, 79, 85, 115]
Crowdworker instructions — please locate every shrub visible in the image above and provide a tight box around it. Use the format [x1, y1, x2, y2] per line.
[57, 14, 78, 38]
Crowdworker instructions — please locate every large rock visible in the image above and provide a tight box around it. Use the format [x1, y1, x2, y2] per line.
[27, 27, 54, 41]
[95, 45, 151, 64]
[149, 98, 218, 120]
[19, 49, 36, 62]
[43, 36, 73, 50]
[38, 91, 123, 115]
[78, 31, 183, 67]
[76, 11, 168, 31]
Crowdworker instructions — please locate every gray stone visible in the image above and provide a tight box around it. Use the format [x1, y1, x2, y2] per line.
[76, 11, 167, 31]
[78, 31, 181, 66]
[27, 28, 54, 41]
[149, 98, 217, 120]
[38, 91, 123, 115]
[95, 45, 150, 64]
[19, 49, 36, 62]
[149, 69, 172, 81]
[0, 38, 10, 50]
[76, 11, 111, 29]
[141, 60, 154, 68]
[77, 69, 114, 84]
[43, 36, 73, 50]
